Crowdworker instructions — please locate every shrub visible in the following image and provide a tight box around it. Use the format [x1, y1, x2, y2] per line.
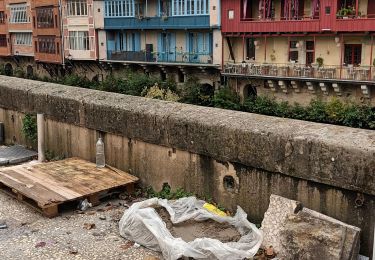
[143, 84, 180, 102]
[22, 114, 37, 143]
[181, 76, 213, 106]
[212, 87, 241, 110]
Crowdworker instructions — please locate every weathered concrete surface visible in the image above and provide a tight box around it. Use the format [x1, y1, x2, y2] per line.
[261, 195, 360, 260]
[0, 76, 373, 196]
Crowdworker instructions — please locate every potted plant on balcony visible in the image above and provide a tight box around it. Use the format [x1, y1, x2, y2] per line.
[337, 6, 355, 19]
[316, 57, 324, 68]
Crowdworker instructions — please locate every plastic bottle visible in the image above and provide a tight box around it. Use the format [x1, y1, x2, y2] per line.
[96, 137, 105, 168]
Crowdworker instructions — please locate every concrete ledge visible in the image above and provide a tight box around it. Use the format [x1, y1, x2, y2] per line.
[0, 76, 374, 195]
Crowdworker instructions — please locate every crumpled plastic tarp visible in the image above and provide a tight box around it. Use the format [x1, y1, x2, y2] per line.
[119, 197, 263, 260]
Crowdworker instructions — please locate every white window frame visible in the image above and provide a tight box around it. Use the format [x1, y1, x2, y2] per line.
[67, 0, 88, 16]
[10, 3, 29, 23]
[68, 31, 90, 50]
[104, 0, 135, 17]
[14, 33, 32, 46]
[172, 0, 208, 16]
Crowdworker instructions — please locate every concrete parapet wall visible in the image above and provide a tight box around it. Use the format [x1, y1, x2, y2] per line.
[0, 76, 374, 255]
[0, 76, 373, 196]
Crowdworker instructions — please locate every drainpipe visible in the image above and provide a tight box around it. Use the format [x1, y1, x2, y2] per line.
[37, 114, 45, 162]
[59, 0, 65, 68]
[370, 35, 373, 80]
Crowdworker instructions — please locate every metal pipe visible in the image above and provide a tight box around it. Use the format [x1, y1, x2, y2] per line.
[370, 35, 373, 80]
[339, 34, 343, 79]
[37, 114, 45, 162]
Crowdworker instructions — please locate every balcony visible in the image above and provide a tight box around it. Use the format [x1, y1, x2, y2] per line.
[107, 50, 215, 66]
[104, 15, 210, 30]
[335, 14, 375, 32]
[223, 62, 375, 84]
[222, 0, 321, 34]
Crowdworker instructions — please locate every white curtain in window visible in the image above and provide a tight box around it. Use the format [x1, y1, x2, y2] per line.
[69, 31, 89, 50]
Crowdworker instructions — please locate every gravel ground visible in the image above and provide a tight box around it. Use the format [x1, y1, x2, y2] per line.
[0, 191, 162, 260]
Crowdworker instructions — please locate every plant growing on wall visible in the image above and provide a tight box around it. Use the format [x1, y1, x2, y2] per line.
[22, 114, 37, 143]
[316, 57, 324, 67]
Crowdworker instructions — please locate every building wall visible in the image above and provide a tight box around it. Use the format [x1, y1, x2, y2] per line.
[62, 0, 97, 60]
[31, 0, 63, 64]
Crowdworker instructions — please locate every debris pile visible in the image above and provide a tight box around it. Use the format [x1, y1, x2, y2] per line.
[119, 197, 263, 260]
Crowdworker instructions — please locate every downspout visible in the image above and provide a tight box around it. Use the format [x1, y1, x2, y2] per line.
[59, 0, 65, 68]
[339, 34, 343, 79]
[242, 34, 245, 60]
[264, 35, 267, 62]
[370, 35, 373, 80]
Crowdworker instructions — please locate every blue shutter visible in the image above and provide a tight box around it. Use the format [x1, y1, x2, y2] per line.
[134, 32, 141, 51]
[209, 32, 213, 54]
[157, 33, 163, 61]
[198, 33, 204, 54]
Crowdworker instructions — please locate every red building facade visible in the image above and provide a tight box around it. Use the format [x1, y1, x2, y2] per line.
[221, 0, 375, 106]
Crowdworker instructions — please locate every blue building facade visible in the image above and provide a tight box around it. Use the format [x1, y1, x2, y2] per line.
[101, 0, 220, 66]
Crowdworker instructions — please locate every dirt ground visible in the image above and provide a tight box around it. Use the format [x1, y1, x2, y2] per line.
[155, 207, 241, 243]
[0, 191, 162, 260]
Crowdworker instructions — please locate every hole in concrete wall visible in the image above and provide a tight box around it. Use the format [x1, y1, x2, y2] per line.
[4, 63, 13, 76]
[244, 84, 257, 99]
[223, 175, 235, 192]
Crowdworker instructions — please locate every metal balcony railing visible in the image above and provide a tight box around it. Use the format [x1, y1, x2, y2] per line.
[107, 50, 213, 64]
[223, 62, 375, 82]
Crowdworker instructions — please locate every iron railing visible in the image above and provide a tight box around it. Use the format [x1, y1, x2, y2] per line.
[223, 62, 374, 81]
[107, 50, 213, 64]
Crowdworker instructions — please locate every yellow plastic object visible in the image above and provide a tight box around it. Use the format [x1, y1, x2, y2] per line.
[203, 203, 227, 217]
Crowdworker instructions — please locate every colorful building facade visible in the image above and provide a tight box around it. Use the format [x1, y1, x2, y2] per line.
[221, 0, 375, 105]
[97, 0, 222, 85]
[0, 0, 374, 104]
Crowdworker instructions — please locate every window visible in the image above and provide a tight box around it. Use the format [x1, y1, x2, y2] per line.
[241, 0, 252, 20]
[159, 0, 171, 16]
[344, 44, 362, 65]
[306, 41, 315, 65]
[69, 31, 90, 50]
[172, 0, 209, 16]
[14, 33, 32, 46]
[67, 0, 88, 16]
[10, 3, 29, 23]
[228, 10, 234, 19]
[246, 38, 255, 60]
[0, 35, 7, 47]
[289, 40, 299, 62]
[36, 7, 54, 28]
[105, 0, 134, 17]
[325, 6, 331, 15]
[38, 36, 56, 53]
[0, 12, 5, 24]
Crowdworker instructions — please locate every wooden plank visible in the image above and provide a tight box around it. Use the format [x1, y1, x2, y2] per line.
[10, 167, 81, 200]
[42, 205, 59, 218]
[0, 170, 65, 206]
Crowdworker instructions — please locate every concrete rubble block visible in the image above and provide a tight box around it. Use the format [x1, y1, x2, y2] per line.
[261, 195, 361, 260]
[260, 194, 302, 252]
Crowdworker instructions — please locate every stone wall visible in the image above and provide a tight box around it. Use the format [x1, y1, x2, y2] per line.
[0, 76, 373, 256]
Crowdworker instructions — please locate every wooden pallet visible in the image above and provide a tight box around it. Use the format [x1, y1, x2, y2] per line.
[0, 158, 138, 217]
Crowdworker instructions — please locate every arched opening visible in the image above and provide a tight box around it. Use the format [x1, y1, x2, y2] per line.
[243, 84, 257, 99]
[4, 63, 13, 76]
[201, 83, 214, 97]
[26, 65, 33, 78]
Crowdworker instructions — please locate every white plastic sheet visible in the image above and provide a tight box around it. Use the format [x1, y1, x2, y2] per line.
[119, 197, 263, 260]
